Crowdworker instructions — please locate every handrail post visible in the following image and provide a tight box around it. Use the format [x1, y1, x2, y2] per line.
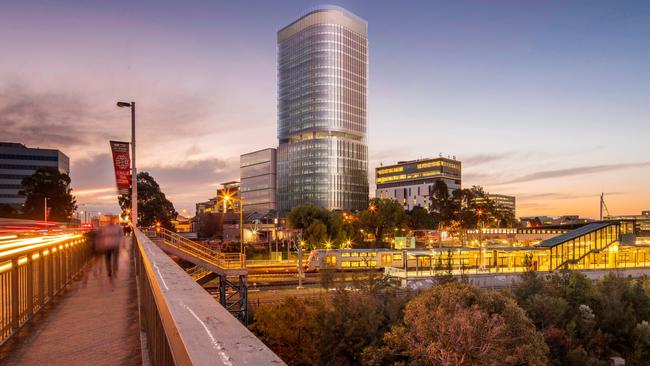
[38, 250, 45, 308]
[48, 249, 54, 300]
[26, 255, 34, 318]
[11, 257, 19, 332]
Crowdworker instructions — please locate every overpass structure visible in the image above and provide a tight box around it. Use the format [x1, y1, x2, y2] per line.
[142, 228, 249, 321]
[0, 228, 285, 365]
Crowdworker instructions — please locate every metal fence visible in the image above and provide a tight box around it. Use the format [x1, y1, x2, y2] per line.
[133, 228, 284, 366]
[0, 233, 90, 345]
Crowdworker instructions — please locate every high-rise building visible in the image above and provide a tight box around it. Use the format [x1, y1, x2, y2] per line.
[375, 157, 462, 211]
[277, 6, 369, 211]
[0, 142, 70, 207]
[240, 148, 277, 214]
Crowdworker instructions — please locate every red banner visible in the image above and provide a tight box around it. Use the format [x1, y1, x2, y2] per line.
[109, 141, 131, 195]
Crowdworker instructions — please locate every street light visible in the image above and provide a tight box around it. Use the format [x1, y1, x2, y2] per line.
[116, 101, 137, 228]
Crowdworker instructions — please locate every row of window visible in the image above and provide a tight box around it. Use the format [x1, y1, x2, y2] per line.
[340, 260, 378, 267]
[0, 154, 59, 161]
[0, 193, 22, 198]
[0, 184, 22, 189]
[341, 251, 376, 257]
[0, 174, 30, 180]
[0, 164, 55, 170]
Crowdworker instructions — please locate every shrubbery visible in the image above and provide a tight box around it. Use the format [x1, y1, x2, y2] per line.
[251, 272, 650, 365]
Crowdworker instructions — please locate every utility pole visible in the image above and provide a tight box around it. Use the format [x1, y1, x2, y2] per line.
[44, 197, 47, 225]
[297, 232, 304, 289]
[239, 195, 244, 254]
[274, 217, 279, 255]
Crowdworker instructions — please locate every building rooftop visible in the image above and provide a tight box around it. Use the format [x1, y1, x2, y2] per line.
[538, 222, 614, 248]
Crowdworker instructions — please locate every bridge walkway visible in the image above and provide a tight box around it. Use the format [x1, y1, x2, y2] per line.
[0, 236, 141, 366]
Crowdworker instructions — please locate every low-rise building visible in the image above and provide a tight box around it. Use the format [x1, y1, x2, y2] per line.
[172, 215, 192, 233]
[216, 181, 241, 213]
[605, 211, 650, 235]
[0, 142, 70, 207]
[474, 194, 516, 217]
[375, 157, 461, 211]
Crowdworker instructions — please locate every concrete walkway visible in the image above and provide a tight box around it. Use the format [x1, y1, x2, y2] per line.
[0, 237, 141, 366]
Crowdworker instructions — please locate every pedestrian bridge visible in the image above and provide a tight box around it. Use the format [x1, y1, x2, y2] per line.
[0, 228, 284, 365]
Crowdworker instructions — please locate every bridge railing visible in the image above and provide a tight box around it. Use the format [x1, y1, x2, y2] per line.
[143, 227, 246, 270]
[0, 233, 90, 345]
[133, 228, 284, 365]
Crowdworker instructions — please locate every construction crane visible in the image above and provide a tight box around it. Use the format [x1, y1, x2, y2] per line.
[600, 193, 611, 221]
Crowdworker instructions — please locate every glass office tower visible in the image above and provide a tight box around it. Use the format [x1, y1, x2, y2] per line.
[277, 6, 369, 211]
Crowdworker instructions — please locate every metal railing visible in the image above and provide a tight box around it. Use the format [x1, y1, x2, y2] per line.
[185, 265, 212, 281]
[0, 233, 90, 345]
[133, 228, 284, 365]
[143, 227, 245, 270]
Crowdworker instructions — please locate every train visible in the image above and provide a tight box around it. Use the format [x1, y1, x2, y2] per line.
[305, 246, 547, 273]
[306, 248, 405, 271]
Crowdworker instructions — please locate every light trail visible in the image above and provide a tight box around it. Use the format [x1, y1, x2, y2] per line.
[0, 233, 83, 260]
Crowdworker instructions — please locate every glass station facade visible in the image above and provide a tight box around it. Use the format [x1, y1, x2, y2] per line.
[277, 6, 369, 211]
[389, 221, 650, 277]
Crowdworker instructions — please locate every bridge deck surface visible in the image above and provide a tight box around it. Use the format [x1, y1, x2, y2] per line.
[0, 237, 141, 366]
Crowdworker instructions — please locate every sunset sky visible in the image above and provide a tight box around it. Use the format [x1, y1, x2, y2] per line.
[2, 0, 649, 218]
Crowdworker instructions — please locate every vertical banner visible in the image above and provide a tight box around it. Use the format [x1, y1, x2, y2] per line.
[109, 140, 131, 195]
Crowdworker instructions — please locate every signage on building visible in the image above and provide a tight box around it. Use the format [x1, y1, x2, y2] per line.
[394, 236, 416, 249]
[109, 141, 131, 195]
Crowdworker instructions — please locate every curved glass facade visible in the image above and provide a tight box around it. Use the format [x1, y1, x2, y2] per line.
[277, 7, 369, 211]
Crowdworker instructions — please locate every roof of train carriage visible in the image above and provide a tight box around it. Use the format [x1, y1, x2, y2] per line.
[538, 221, 616, 248]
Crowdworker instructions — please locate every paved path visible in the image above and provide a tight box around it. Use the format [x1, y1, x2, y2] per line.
[0, 237, 141, 366]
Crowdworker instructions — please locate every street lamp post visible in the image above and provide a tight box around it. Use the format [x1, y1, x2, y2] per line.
[117, 101, 137, 228]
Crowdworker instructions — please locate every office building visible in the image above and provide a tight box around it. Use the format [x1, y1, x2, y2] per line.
[0, 142, 70, 207]
[376, 157, 461, 211]
[277, 6, 369, 211]
[474, 194, 516, 217]
[240, 148, 277, 214]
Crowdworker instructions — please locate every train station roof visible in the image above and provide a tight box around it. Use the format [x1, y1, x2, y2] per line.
[538, 222, 614, 248]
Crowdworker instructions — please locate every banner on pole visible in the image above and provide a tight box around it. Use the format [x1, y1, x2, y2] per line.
[109, 140, 131, 195]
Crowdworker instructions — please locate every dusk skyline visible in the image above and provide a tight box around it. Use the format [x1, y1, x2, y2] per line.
[2, 0, 649, 218]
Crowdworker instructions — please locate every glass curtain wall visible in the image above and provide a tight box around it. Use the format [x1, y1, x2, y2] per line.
[277, 7, 369, 211]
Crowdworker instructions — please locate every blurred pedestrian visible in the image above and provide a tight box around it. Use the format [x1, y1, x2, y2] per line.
[95, 222, 122, 277]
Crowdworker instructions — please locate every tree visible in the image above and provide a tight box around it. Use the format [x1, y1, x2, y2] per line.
[429, 180, 457, 247]
[287, 205, 341, 249]
[358, 198, 406, 247]
[118, 171, 176, 229]
[405, 205, 434, 230]
[0, 203, 19, 218]
[251, 286, 408, 366]
[195, 212, 220, 239]
[20, 167, 77, 221]
[366, 282, 549, 366]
